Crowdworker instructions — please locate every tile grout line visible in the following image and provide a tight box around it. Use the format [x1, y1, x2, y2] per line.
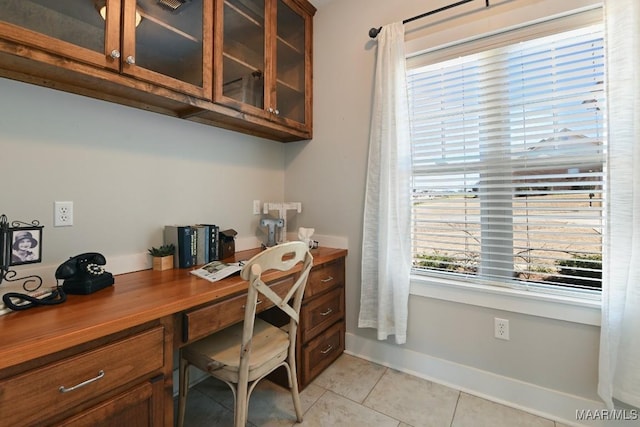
[449, 391, 462, 427]
[302, 385, 329, 421]
[359, 366, 407, 425]
[359, 365, 388, 405]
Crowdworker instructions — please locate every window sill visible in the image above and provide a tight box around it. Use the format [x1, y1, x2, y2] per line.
[410, 274, 601, 326]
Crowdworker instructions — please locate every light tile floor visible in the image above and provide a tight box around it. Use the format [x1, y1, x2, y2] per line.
[176, 353, 573, 427]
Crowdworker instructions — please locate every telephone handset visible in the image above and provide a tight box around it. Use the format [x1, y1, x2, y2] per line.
[55, 252, 114, 295]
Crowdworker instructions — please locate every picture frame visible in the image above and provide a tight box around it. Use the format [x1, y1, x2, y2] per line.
[9, 226, 43, 266]
[0, 226, 9, 270]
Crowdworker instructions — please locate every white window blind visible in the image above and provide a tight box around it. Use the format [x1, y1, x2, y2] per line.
[407, 24, 606, 292]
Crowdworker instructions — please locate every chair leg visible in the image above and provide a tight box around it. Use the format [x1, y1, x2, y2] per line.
[235, 379, 249, 427]
[287, 360, 304, 422]
[177, 354, 190, 427]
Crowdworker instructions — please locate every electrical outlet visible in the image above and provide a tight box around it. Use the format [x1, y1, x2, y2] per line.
[494, 318, 510, 340]
[253, 200, 261, 215]
[54, 201, 74, 227]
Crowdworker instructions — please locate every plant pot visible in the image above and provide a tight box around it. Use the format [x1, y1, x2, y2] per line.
[152, 255, 174, 271]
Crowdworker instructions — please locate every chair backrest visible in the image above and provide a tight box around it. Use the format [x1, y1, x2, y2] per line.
[239, 241, 314, 355]
[240, 241, 313, 322]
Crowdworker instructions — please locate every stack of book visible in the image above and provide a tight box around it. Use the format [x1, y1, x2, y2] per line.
[163, 224, 220, 268]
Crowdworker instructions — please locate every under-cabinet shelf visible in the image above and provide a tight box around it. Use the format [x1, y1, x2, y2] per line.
[223, 52, 262, 76]
[276, 78, 303, 94]
[225, 0, 265, 24]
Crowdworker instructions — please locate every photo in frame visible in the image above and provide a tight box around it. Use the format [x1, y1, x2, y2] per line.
[9, 227, 42, 266]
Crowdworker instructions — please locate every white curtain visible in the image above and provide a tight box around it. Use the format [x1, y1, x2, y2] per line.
[359, 22, 412, 345]
[598, 0, 640, 409]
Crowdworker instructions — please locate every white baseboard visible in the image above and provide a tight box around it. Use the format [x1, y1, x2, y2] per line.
[345, 332, 609, 427]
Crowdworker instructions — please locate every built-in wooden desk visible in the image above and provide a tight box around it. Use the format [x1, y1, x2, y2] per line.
[0, 246, 347, 426]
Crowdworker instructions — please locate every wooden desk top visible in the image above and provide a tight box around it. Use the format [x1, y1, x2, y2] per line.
[0, 246, 347, 372]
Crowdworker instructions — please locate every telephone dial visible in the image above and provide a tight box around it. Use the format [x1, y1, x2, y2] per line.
[55, 252, 114, 295]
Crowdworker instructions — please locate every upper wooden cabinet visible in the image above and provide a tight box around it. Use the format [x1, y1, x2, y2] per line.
[0, 0, 212, 99]
[0, 0, 315, 141]
[123, 0, 213, 99]
[214, 0, 313, 134]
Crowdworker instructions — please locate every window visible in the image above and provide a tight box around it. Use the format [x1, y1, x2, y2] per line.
[407, 24, 605, 294]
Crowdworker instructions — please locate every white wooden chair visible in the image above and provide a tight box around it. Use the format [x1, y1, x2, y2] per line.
[177, 241, 313, 427]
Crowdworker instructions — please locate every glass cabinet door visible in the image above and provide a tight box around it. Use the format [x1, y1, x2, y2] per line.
[0, 0, 211, 97]
[0, 0, 121, 70]
[214, 0, 310, 130]
[217, 0, 266, 110]
[275, 0, 306, 125]
[122, 0, 211, 98]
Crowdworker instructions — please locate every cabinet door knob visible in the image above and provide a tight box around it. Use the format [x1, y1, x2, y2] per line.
[274, 109, 280, 115]
[109, 49, 121, 59]
[126, 55, 136, 65]
[267, 107, 274, 113]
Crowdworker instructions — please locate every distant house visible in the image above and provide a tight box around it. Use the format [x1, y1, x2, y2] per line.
[468, 128, 604, 195]
[513, 128, 603, 193]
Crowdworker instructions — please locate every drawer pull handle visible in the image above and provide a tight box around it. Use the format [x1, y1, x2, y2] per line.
[59, 370, 105, 393]
[320, 276, 334, 283]
[320, 308, 333, 316]
[320, 344, 334, 354]
[242, 299, 262, 309]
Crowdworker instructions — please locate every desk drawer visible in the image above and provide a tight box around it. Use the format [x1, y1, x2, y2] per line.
[0, 326, 164, 427]
[58, 376, 164, 427]
[301, 320, 344, 385]
[305, 258, 344, 297]
[301, 287, 344, 343]
[183, 275, 294, 343]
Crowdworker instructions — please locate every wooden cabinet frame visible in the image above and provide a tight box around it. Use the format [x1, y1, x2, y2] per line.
[213, 0, 313, 133]
[0, 0, 314, 141]
[121, 0, 214, 99]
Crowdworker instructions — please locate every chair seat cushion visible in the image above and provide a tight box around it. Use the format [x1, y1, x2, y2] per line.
[183, 318, 290, 383]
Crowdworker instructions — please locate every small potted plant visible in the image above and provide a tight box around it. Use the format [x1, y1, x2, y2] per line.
[148, 244, 175, 271]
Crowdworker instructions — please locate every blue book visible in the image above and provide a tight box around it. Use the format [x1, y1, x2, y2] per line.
[163, 225, 194, 268]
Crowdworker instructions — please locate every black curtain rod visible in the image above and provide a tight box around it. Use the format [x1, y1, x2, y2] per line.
[368, 0, 490, 39]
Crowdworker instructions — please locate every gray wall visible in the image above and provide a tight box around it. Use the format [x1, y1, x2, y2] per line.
[0, 78, 286, 263]
[284, 0, 602, 406]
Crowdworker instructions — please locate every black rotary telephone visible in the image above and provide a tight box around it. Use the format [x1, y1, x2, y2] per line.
[1, 253, 114, 311]
[55, 252, 114, 295]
